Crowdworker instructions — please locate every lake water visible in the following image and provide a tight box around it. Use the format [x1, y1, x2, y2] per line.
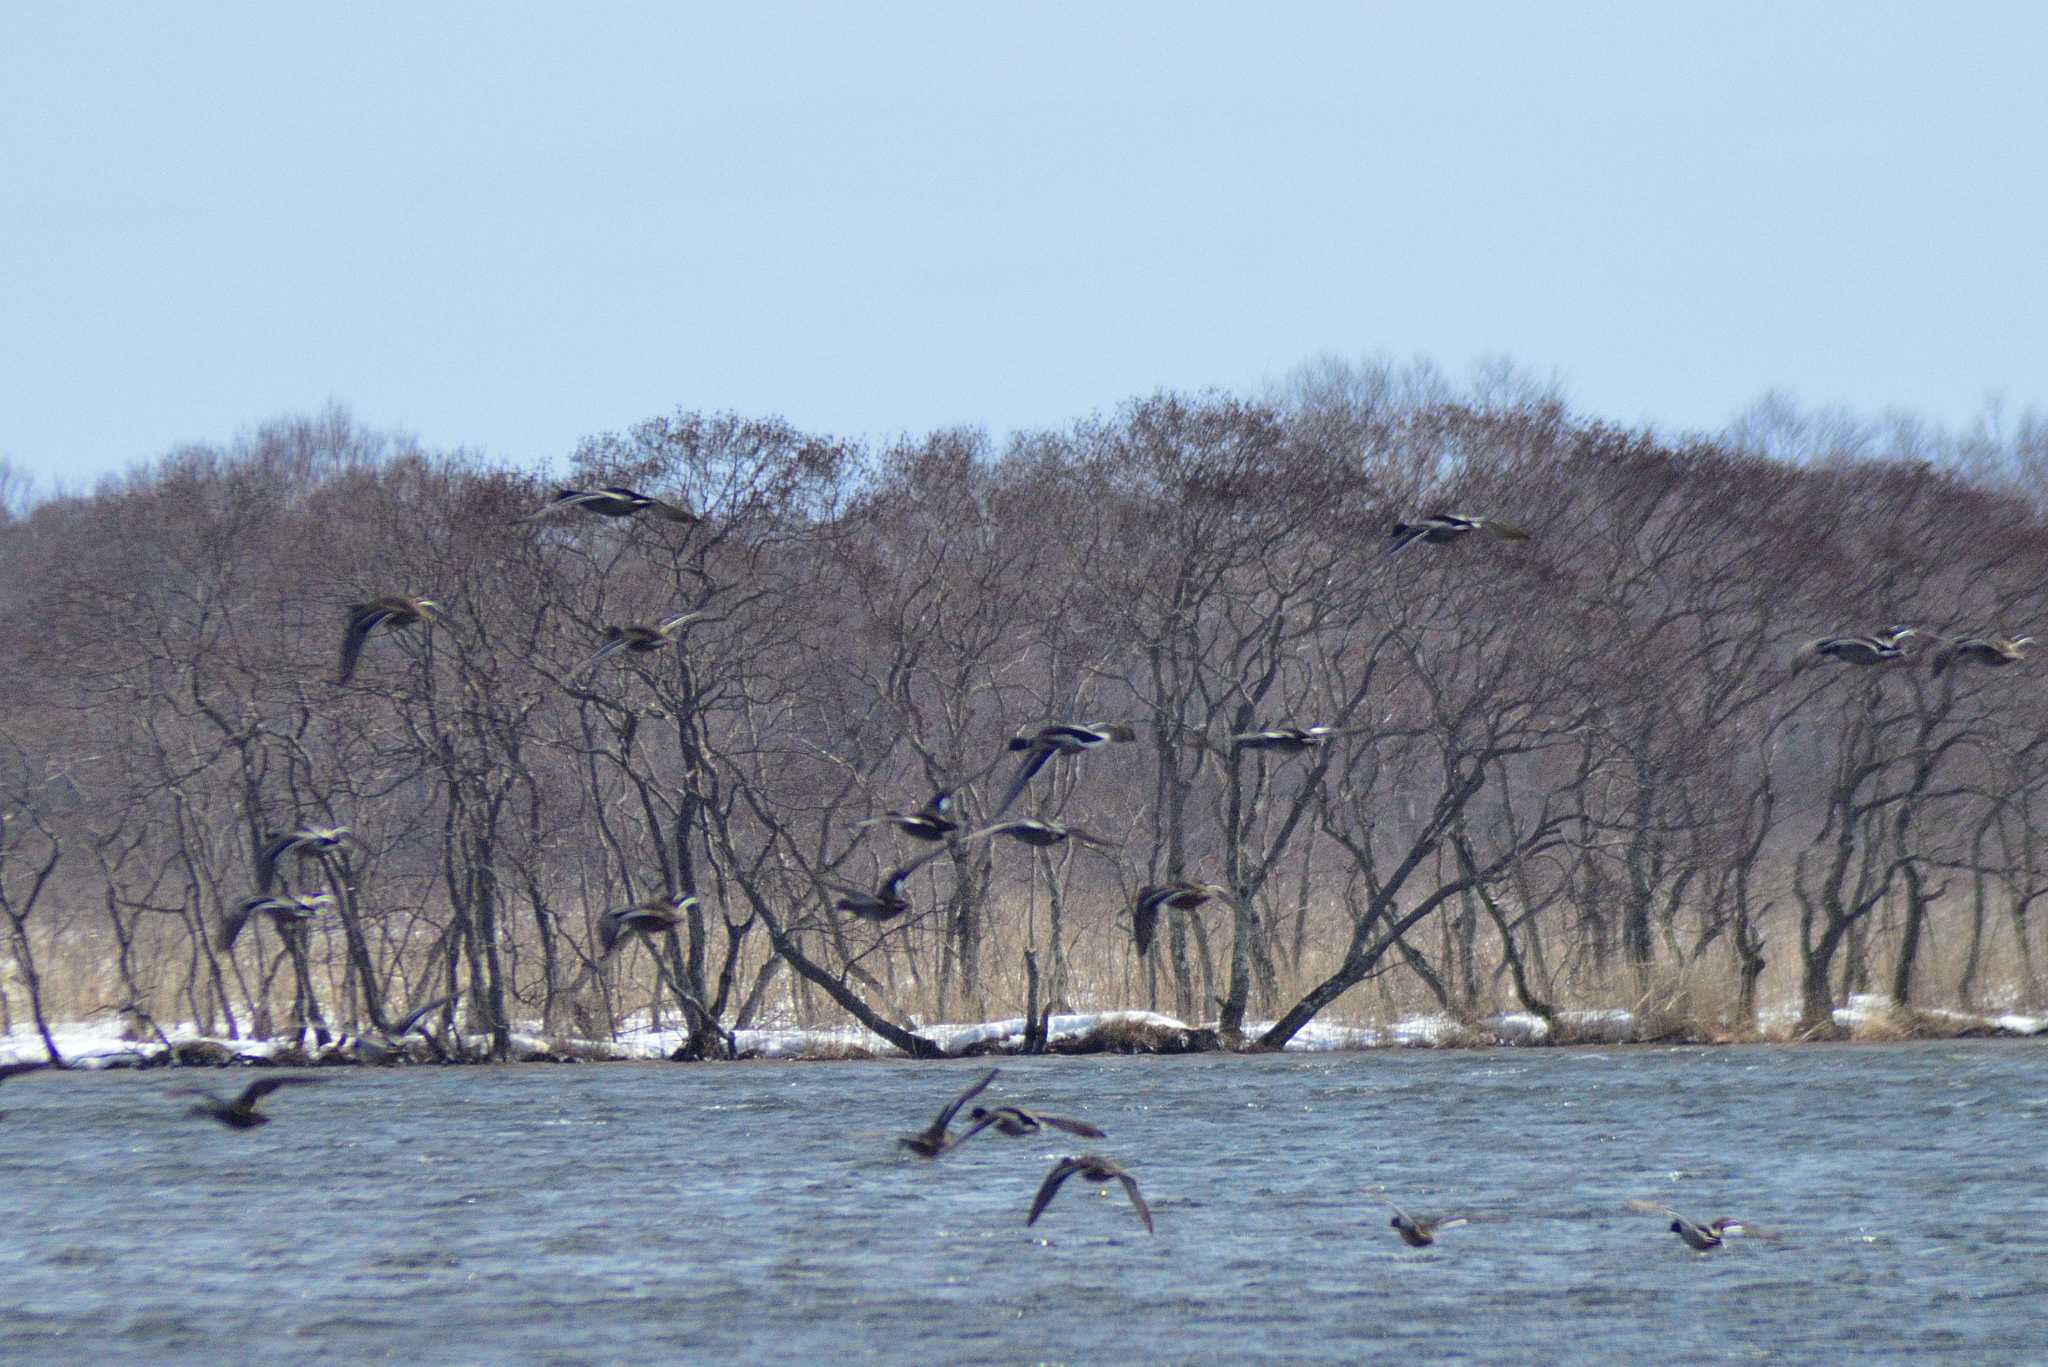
[4, 1042, 2045, 1364]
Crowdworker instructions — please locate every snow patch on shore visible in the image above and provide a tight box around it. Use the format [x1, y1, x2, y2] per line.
[5, 997, 2044, 1067]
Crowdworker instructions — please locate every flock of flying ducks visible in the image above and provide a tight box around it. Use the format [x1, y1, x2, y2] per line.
[233, 495, 2045, 1018]
[0, 1059, 1777, 1253]
[885, 1066, 1775, 1250]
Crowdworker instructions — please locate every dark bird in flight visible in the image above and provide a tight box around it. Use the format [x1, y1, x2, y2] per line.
[1627, 1199, 1778, 1251]
[596, 894, 699, 954]
[1378, 1195, 1472, 1248]
[995, 722, 1136, 817]
[1132, 882, 1230, 958]
[338, 596, 441, 684]
[220, 893, 334, 951]
[172, 1075, 327, 1130]
[584, 612, 702, 671]
[1387, 513, 1530, 556]
[962, 819, 1117, 852]
[523, 486, 699, 523]
[256, 825, 351, 894]
[898, 1068, 1000, 1158]
[1027, 1155, 1153, 1234]
[1793, 626, 1917, 668]
[1230, 725, 1359, 754]
[857, 789, 960, 843]
[961, 1104, 1106, 1141]
[835, 844, 949, 922]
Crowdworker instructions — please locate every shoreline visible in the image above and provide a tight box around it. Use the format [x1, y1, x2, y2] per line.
[7, 995, 2043, 1070]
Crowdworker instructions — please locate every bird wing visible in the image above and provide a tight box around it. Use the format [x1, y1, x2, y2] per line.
[1132, 893, 1161, 958]
[518, 489, 597, 520]
[992, 747, 1054, 818]
[647, 497, 700, 524]
[1375, 1193, 1416, 1224]
[391, 995, 455, 1037]
[218, 901, 261, 951]
[336, 608, 384, 684]
[950, 1109, 1004, 1147]
[1717, 1219, 1779, 1240]
[1116, 1173, 1154, 1233]
[255, 832, 301, 895]
[933, 1068, 1000, 1132]
[1038, 1114, 1107, 1138]
[1064, 827, 1118, 851]
[1386, 524, 1427, 557]
[585, 627, 635, 670]
[1626, 1199, 1683, 1219]
[236, 1075, 326, 1109]
[1026, 1158, 1085, 1227]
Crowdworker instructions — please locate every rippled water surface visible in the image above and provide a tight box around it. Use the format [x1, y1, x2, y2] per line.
[5, 1041, 2046, 1364]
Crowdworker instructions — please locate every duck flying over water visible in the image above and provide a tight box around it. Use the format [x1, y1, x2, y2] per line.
[1793, 626, 1917, 668]
[1132, 882, 1230, 958]
[994, 722, 1136, 817]
[220, 893, 335, 951]
[898, 1068, 1000, 1157]
[1930, 634, 2033, 676]
[596, 893, 700, 954]
[960, 1104, 1106, 1141]
[522, 486, 699, 523]
[256, 825, 351, 895]
[338, 596, 441, 684]
[1230, 725, 1359, 754]
[1027, 1155, 1153, 1234]
[584, 612, 702, 671]
[961, 819, 1118, 852]
[857, 789, 960, 843]
[1387, 514, 1530, 556]
[1626, 1199, 1777, 1251]
[172, 1075, 326, 1130]
[1378, 1195, 1471, 1248]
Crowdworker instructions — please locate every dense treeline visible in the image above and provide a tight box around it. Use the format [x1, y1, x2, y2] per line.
[5, 366, 2048, 1060]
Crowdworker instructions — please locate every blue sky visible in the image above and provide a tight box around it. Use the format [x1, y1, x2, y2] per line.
[3, 2, 2042, 490]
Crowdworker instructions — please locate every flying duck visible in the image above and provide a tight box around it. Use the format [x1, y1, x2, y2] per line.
[1229, 725, 1358, 754]
[522, 486, 699, 523]
[584, 612, 702, 671]
[219, 893, 334, 951]
[898, 1068, 1000, 1158]
[1026, 1155, 1153, 1234]
[1378, 1195, 1471, 1248]
[1793, 626, 1917, 668]
[596, 894, 700, 954]
[338, 596, 441, 684]
[1132, 882, 1230, 958]
[962, 819, 1118, 852]
[256, 825, 351, 895]
[1387, 514, 1530, 556]
[960, 1104, 1106, 1140]
[994, 722, 1136, 817]
[857, 789, 961, 842]
[1627, 1199, 1777, 1251]
[172, 1075, 326, 1129]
